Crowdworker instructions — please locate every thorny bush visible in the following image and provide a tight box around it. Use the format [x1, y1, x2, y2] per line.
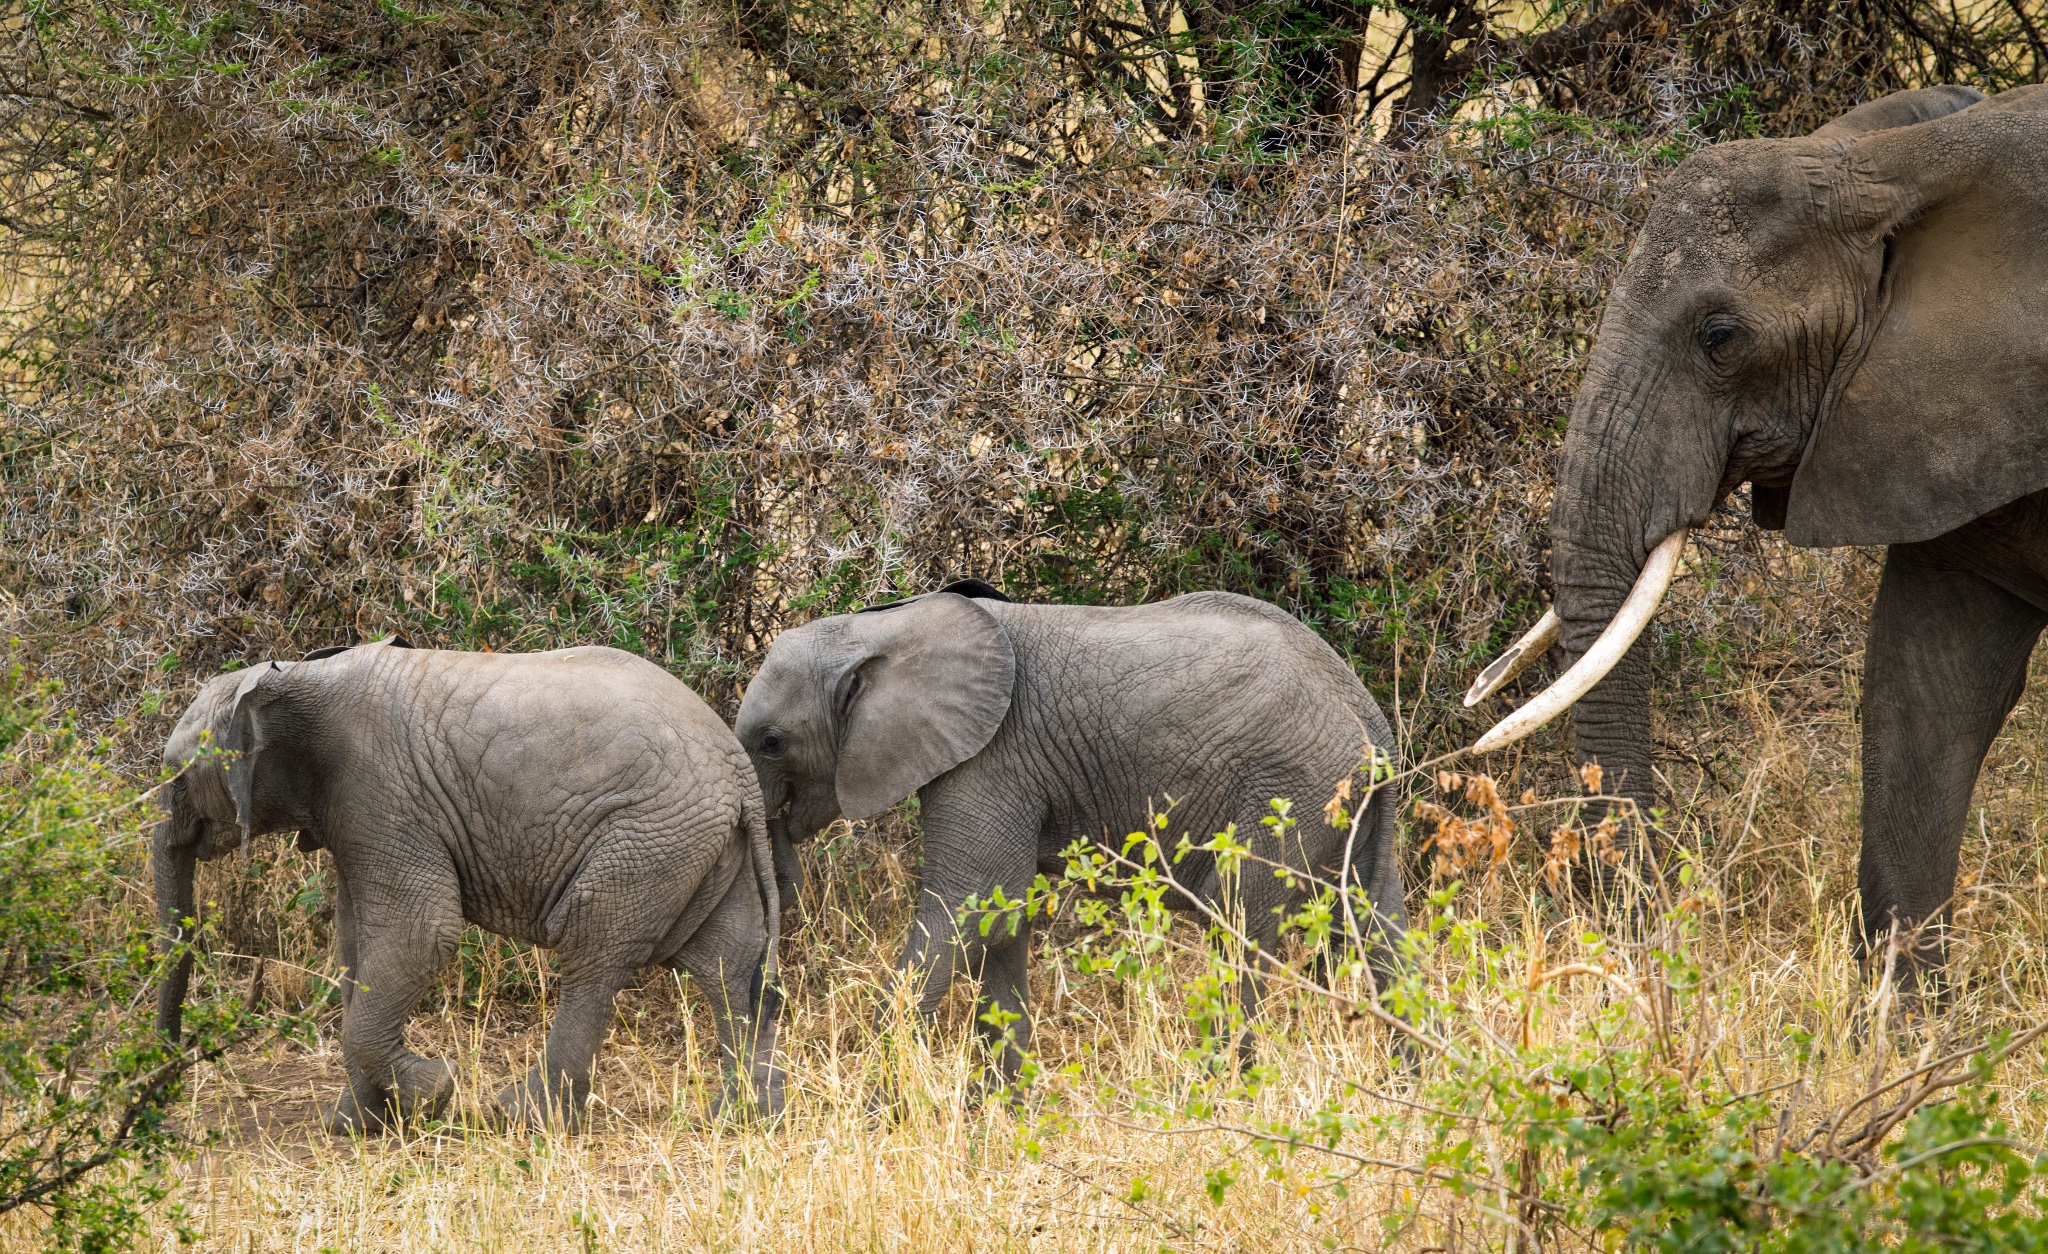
[5, 0, 2036, 764]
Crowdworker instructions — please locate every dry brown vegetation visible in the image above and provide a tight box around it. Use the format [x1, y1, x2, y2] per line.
[5, 0, 2048, 1248]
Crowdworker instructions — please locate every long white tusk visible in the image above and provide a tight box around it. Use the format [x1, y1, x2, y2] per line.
[1470, 529, 1688, 754]
[1463, 610, 1561, 708]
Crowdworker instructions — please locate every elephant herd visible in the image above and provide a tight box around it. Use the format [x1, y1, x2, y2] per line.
[150, 84, 2048, 1134]
[154, 588, 1405, 1131]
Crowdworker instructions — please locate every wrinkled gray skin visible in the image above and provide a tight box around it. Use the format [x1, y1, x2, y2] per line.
[154, 640, 782, 1133]
[735, 587, 1404, 1084]
[1548, 83, 2048, 965]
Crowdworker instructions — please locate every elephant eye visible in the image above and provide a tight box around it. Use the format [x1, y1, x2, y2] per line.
[1698, 316, 1742, 359]
[759, 731, 786, 758]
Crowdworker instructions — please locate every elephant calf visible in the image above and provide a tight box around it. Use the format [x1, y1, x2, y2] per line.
[154, 638, 783, 1132]
[736, 583, 1405, 1084]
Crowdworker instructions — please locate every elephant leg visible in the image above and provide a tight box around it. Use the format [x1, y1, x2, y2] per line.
[1352, 785, 1410, 999]
[1216, 809, 1291, 1072]
[330, 855, 360, 1013]
[670, 876, 784, 1120]
[1860, 540, 2046, 976]
[325, 865, 462, 1135]
[495, 844, 682, 1130]
[494, 966, 630, 1130]
[961, 927, 1032, 1089]
[889, 793, 1044, 1092]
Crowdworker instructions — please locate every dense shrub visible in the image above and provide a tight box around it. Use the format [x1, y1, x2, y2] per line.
[0, 666, 253, 1251]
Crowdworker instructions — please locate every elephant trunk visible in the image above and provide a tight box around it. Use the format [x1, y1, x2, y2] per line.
[1471, 531, 1685, 754]
[1478, 351, 1727, 814]
[152, 810, 198, 1040]
[768, 821, 803, 905]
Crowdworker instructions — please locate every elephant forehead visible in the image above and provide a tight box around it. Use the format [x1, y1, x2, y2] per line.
[744, 626, 836, 708]
[1653, 144, 1795, 231]
[163, 671, 247, 767]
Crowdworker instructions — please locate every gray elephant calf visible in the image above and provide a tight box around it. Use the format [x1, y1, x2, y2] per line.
[736, 583, 1404, 1084]
[155, 639, 782, 1132]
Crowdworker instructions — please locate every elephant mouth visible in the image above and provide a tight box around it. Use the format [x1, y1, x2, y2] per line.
[1466, 528, 1688, 753]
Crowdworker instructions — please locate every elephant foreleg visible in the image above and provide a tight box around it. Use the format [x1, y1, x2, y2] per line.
[964, 930, 1032, 1089]
[896, 886, 970, 1021]
[326, 878, 461, 1135]
[887, 795, 1044, 1097]
[1860, 541, 2046, 977]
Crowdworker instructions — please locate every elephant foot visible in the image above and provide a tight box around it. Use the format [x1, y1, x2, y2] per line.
[493, 1070, 589, 1132]
[323, 1085, 384, 1137]
[711, 1069, 787, 1125]
[324, 1057, 455, 1136]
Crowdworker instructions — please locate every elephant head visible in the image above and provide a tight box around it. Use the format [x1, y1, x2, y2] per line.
[152, 639, 405, 1037]
[734, 585, 1016, 900]
[1473, 85, 2048, 807]
[153, 662, 295, 1037]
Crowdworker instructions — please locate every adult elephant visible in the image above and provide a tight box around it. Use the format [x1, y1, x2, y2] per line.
[1466, 84, 2048, 964]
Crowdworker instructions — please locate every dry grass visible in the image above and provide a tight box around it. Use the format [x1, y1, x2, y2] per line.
[8, 546, 2048, 1252]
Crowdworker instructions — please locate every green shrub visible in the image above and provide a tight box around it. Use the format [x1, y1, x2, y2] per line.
[0, 660, 253, 1251]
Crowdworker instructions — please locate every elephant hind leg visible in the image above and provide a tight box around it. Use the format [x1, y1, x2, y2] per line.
[496, 841, 699, 1130]
[1860, 541, 2047, 975]
[494, 970, 632, 1130]
[667, 871, 784, 1120]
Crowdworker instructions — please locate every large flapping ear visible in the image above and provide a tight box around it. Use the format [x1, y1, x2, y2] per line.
[224, 662, 284, 846]
[832, 593, 1016, 821]
[1787, 86, 2048, 547]
[1750, 86, 1984, 534]
[1808, 84, 1984, 139]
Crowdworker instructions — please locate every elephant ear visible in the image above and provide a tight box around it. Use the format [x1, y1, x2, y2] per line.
[832, 593, 1016, 822]
[223, 662, 284, 845]
[1787, 86, 2048, 547]
[1808, 84, 1983, 139]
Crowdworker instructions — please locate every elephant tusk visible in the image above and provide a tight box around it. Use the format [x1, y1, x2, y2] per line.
[1470, 530, 1688, 755]
[1463, 609, 1562, 708]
